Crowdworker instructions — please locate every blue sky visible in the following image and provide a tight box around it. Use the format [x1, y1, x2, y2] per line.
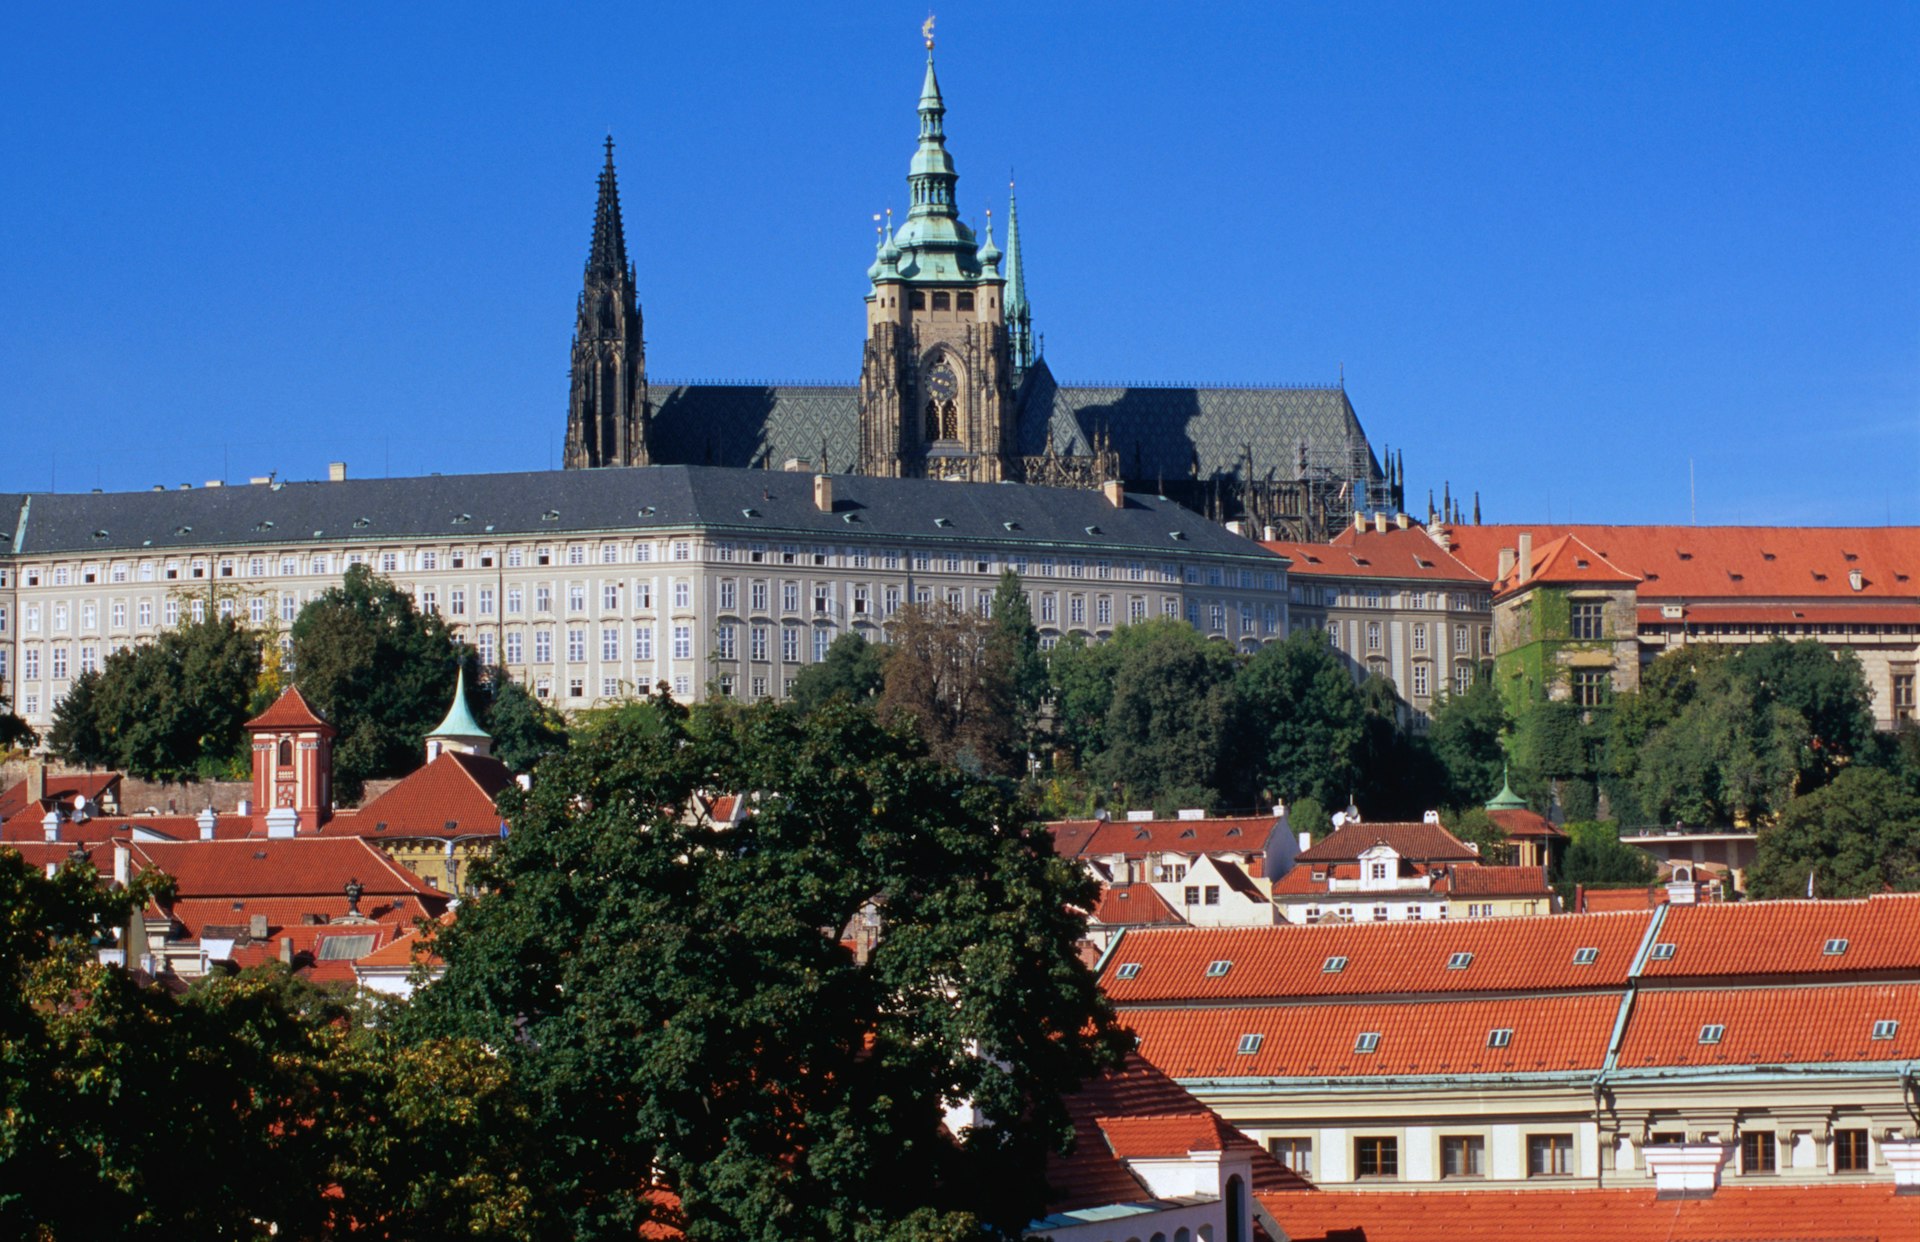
[2, 3, 1914, 525]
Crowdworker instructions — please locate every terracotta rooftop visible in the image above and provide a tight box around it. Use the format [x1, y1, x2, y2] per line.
[244, 685, 333, 733]
[1486, 806, 1563, 839]
[1641, 894, 1920, 979]
[1492, 533, 1640, 595]
[1050, 814, 1283, 861]
[1638, 601, 1920, 626]
[1124, 994, 1621, 1079]
[1296, 821, 1480, 864]
[130, 837, 443, 900]
[1444, 863, 1552, 898]
[1262, 1182, 1920, 1242]
[1092, 883, 1185, 929]
[325, 751, 512, 840]
[1099, 913, 1654, 1003]
[1442, 523, 1920, 604]
[1261, 526, 1486, 584]
[1094, 1112, 1228, 1158]
[1614, 983, 1920, 1070]
[0, 771, 121, 821]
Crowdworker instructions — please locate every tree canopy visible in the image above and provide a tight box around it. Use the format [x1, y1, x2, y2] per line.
[289, 565, 474, 801]
[478, 669, 571, 773]
[1236, 629, 1364, 809]
[1748, 766, 1920, 900]
[406, 692, 1127, 1240]
[880, 602, 1021, 777]
[790, 631, 890, 715]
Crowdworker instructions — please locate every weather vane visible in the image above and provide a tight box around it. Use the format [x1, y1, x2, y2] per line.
[922, 14, 935, 50]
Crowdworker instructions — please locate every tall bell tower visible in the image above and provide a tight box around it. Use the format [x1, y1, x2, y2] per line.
[564, 137, 649, 469]
[858, 22, 1016, 482]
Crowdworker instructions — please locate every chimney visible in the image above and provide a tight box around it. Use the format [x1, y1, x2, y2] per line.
[1262, 525, 1276, 541]
[1422, 810, 1441, 824]
[1517, 532, 1534, 583]
[196, 807, 217, 841]
[327, 461, 347, 482]
[1849, 568, 1864, 592]
[1353, 511, 1366, 532]
[113, 842, 130, 887]
[1373, 512, 1388, 534]
[1225, 520, 1246, 536]
[813, 474, 834, 513]
[1498, 547, 1516, 581]
[279, 936, 293, 965]
[1101, 479, 1126, 508]
[1298, 830, 1313, 852]
[1641, 1142, 1732, 1196]
[26, 759, 46, 806]
[782, 458, 810, 473]
[248, 914, 269, 940]
[1395, 512, 1410, 530]
[236, 797, 251, 816]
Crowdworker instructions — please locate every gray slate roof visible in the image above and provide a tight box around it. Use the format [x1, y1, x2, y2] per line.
[1, 466, 1277, 565]
[644, 369, 1379, 486]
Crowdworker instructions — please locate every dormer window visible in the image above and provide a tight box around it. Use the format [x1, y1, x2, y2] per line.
[1446, 952, 1474, 970]
[1872, 1019, 1899, 1040]
[1823, 938, 1849, 956]
[1698, 1024, 1725, 1045]
[1322, 955, 1348, 974]
[1572, 947, 1599, 965]
[1354, 1032, 1381, 1054]
[1204, 960, 1232, 978]
[1114, 963, 1141, 980]
[1236, 1033, 1264, 1055]
[1649, 942, 1676, 961]
[1487, 1028, 1513, 1048]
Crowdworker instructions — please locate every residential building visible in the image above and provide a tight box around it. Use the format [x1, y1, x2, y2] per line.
[1049, 809, 1293, 886]
[1263, 517, 1493, 727]
[1270, 814, 1553, 923]
[1484, 531, 1644, 713]
[1097, 894, 1920, 1193]
[0, 466, 1287, 734]
[1440, 524, 1920, 728]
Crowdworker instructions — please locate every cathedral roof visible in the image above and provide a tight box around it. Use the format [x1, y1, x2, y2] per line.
[1, 465, 1274, 565]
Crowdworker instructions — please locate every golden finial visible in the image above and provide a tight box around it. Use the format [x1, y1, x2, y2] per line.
[922, 14, 936, 50]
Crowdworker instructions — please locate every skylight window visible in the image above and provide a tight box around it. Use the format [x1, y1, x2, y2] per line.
[1354, 1032, 1381, 1054]
[1204, 960, 1232, 978]
[1236, 1033, 1264, 1055]
[1823, 938, 1850, 956]
[1872, 1020, 1899, 1041]
[1698, 1024, 1725, 1045]
[1487, 1028, 1513, 1049]
[1114, 963, 1141, 980]
[1446, 952, 1474, 970]
[1649, 942, 1676, 961]
[1322, 956, 1349, 974]
[1572, 947, 1599, 966]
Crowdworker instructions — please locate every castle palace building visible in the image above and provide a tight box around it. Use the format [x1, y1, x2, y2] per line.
[565, 34, 1400, 540]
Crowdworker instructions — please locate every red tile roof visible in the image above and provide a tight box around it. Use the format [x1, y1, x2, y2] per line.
[1261, 527, 1486, 584]
[354, 913, 451, 970]
[1124, 994, 1621, 1078]
[1644, 893, 1920, 979]
[1615, 983, 1920, 1069]
[1092, 883, 1185, 928]
[1296, 821, 1479, 864]
[1486, 807, 1562, 839]
[1094, 1112, 1228, 1158]
[130, 837, 443, 899]
[1639, 602, 1920, 626]
[1443, 524, 1920, 604]
[326, 751, 511, 840]
[1099, 913, 1654, 1003]
[1579, 886, 1666, 912]
[1044, 1053, 1310, 1215]
[1050, 814, 1282, 861]
[1262, 1182, 1920, 1242]
[244, 685, 333, 733]
[1444, 864, 1552, 898]
[161, 894, 439, 940]
[0, 771, 121, 821]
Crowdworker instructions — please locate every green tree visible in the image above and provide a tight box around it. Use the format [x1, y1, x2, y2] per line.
[1092, 620, 1246, 806]
[1426, 671, 1508, 807]
[1441, 807, 1512, 863]
[1748, 767, 1920, 899]
[479, 670, 570, 773]
[406, 693, 1128, 1241]
[1631, 680, 1807, 826]
[46, 615, 261, 781]
[1237, 628, 1363, 808]
[1728, 640, 1877, 787]
[1044, 632, 1121, 768]
[1553, 821, 1658, 893]
[985, 571, 1047, 752]
[0, 688, 35, 755]
[791, 631, 890, 715]
[880, 603, 1019, 777]
[290, 564, 474, 801]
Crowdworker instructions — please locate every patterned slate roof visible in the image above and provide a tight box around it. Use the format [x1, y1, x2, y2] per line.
[648, 384, 861, 473]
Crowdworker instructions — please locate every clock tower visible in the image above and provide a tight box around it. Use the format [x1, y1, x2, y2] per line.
[858, 26, 1017, 482]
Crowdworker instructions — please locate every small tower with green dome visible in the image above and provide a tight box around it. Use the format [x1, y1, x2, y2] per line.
[425, 668, 493, 762]
[858, 19, 1016, 483]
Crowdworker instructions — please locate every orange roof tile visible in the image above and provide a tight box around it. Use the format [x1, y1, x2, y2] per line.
[1094, 1112, 1228, 1158]
[244, 685, 334, 733]
[1051, 814, 1282, 861]
[1444, 524, 1920, 604]
[1099, 913, 1653, 1003]
[354, 913, 451, 970]
[1486, 807, 1562, 839]
[1580, 886, 1665, 912]
[1296, 821, 1479, 864]
[0, 771, 121, 821]
[1125, 994, 1620, 1079]
[1262, 1183, 1920, 1242]
[162, 894, 439, 939]
[1262, 526, 1487, 584]
[1638, 601, 1920, 626]
[130, 837, 443, 900]
[1615, 983, 1920, 1069]
[1092, 883, 1185, 928]
[1444, 864, 1552, 898]
[1643, 893, 1920, 979]
[326, 751, 511, 840]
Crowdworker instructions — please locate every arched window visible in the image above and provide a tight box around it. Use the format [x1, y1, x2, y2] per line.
[924, 400, 941, 441]
[940, 401, 959, 441]
[1225, 1174, 1246, 1242]
[276, 737, 293, 767]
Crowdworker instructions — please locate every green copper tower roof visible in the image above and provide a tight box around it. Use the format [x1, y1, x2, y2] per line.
[1005, 182, 1033, 375]
[880, 26, 992, 286]
[428, 667, 490, 744]
[1485, 764, 1527, 811]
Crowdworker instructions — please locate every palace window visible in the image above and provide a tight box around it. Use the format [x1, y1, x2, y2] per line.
[1441, 1136, 1485, 1178]
[1741, 1131, 1777, 1175]
[1570, 600, 1605, 639]
[1268, 1138, 1312, 1176]
[1354, 1137, 1398, 1179]
[1834, 1129, 1869, 1172]
[1526, 1134, 1573, 1177]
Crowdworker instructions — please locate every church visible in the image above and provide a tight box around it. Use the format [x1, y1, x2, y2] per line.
[564, 30, 1401, 541]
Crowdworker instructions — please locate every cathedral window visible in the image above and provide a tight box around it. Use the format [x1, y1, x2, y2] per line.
[956, 292, 973, 312]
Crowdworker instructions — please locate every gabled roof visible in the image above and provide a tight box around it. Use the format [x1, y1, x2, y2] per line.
[245, 685, 333, 733]
[1092, 883, 1184, 929]
[129, 837, 442, 899]
[1262, 1182, 1920, 1242]
[161, 894, 440, 940]
[1443, 864, 1552, 898]
[328, 751, 511, 840]
[1615, 983, 1920, 1070]
[1443, 523, 1920, 604]
[1643, 893, 1920, 980]
[1095, 1112, 1227, 1158]
[1494, 533, 1639, 595]
[0, 772, 121, 821]
[1050, 814, 1281, 860]
[1262, 526, 1486, 584]
[1099, 914, 1654, 1003]
[1125, 994, 1621, 1079]
[1487, 806, 1563, 839]
[1296, 821, 1478, 864]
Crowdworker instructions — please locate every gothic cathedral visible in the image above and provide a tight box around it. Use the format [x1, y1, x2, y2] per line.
[563, 137, 649, 469]
[856, 37, 1019, 483]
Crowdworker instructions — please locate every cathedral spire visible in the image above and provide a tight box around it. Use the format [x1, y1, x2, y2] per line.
[1005, 179, 1034, 378]
[565, 136, 648, 470]
[587, 134, 629, 282]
